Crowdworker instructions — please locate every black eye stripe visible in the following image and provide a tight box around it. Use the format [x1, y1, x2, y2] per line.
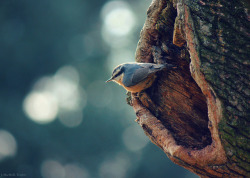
[113, 70, 122, 78]
[112, 66, 123, 78]
[112, 68, 119, 75]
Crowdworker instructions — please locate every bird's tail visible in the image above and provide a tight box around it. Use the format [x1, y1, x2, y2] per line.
[150, 63, 177, 73]
[161, 63, 177, 70]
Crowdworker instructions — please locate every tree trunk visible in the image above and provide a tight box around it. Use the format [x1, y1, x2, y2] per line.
[131, 0, 250, 177]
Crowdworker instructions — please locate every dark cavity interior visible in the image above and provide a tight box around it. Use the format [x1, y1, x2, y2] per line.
[139, 2, 212, 149]
[146, 56, 212, 149]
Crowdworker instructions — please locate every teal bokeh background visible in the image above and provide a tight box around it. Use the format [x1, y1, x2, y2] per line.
[0, 0, 197, 177]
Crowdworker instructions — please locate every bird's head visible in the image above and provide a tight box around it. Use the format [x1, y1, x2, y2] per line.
[106, 64, 125, 84]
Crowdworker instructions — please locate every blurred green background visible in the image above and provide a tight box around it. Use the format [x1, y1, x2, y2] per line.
[0, 0, 198, 177]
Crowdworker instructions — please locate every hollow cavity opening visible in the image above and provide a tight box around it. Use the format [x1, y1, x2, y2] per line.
[142, 1, 212, 149]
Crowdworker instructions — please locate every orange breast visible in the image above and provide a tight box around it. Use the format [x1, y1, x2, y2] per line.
[123, 74, 157, 93]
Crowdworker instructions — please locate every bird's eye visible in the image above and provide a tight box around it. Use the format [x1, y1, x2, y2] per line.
[112, 66, 123, 78]
[113, 70, 122, 78]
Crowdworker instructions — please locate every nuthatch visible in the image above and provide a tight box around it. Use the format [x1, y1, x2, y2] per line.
[106, 62, 175, 93]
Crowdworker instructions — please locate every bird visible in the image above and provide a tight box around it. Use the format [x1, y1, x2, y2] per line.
[106, 62, 175, 93]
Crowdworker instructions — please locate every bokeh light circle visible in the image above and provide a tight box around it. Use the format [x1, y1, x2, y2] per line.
[23, 92, 58, 124]
[101, 1, 136, 48]
[122, 125, 149, 152]
[0, 130, 17, 162]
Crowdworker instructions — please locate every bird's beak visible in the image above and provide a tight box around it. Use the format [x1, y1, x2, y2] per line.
[106, 77, 113, 82]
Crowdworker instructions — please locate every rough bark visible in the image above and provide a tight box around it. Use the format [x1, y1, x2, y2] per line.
[131, 0, 250, 177]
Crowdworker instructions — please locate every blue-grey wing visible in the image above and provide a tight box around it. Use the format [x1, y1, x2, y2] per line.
[123, 67, 150, 87]
[122, 63, 169, 87]
[138, 63, 163, 69]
